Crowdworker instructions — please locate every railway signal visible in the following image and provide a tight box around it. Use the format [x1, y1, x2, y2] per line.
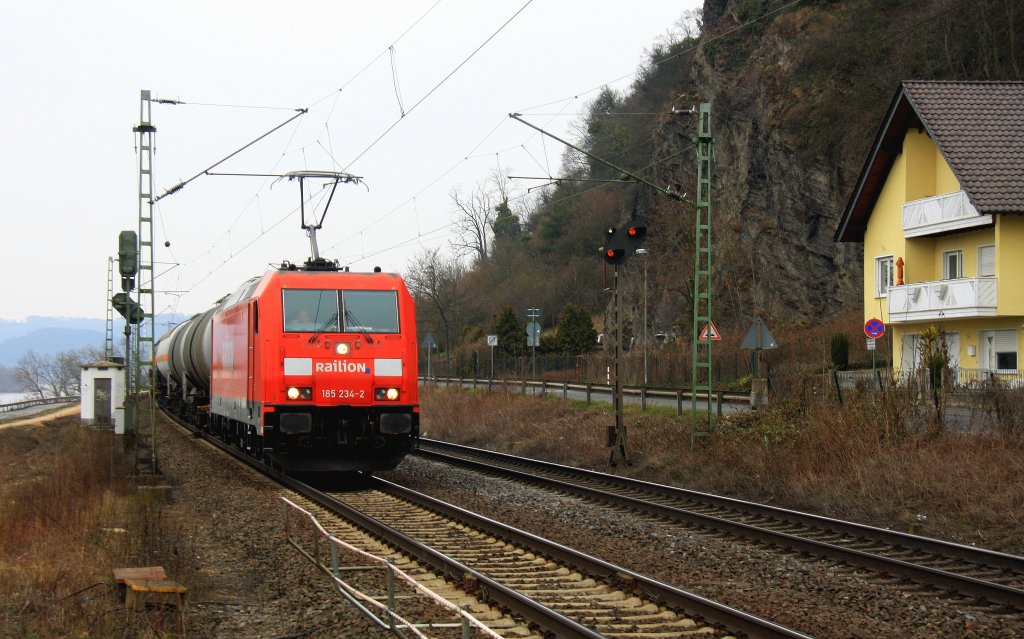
[603, 246, 626, 264]
[111, 292, 145, 325]
[626, 224, 646, 243]
[601, 225, 647, 265]
[117, 230, 138, 292]
[599, 222, 647, 466]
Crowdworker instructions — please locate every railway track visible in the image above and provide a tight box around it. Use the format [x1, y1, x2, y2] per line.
[162, 408, 813, 638]
[327, 479, 811, 639]
[414, 438, 1024, 613]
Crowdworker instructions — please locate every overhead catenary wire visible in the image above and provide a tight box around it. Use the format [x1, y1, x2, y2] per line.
[341, 0, 535, 171]
[153, 108, 308, 202]
[350, 95, 584, 249]
[156, 1, 530, 307]
[389, 46, 407, 117]
[155, 0, 809, 310]
[147, 0, 447, 274]
[305, 0, 446, 110]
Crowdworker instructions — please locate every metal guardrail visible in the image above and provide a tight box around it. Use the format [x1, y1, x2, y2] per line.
[0, 396, 79, 413]
[421, 376, 749, 415]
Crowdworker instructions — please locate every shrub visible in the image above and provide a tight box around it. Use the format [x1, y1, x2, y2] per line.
[830, 333, 849, 370]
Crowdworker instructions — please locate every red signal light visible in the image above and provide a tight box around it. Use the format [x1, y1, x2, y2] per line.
[604, 248, 625, 264]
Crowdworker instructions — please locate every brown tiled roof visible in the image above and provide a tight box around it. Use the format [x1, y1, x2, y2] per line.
[835, 81, 1024, 242]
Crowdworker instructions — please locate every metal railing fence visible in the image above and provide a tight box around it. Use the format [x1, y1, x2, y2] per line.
[0, 396, 80, 413]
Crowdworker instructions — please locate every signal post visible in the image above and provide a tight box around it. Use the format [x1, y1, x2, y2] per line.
[113, 230, 145, 443]
[601, 224, 646, 466]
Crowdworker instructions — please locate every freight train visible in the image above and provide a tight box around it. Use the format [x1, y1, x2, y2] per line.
[155, 261, 420, 472]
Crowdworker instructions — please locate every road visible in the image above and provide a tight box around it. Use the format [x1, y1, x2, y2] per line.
[423, 377, 753, 415]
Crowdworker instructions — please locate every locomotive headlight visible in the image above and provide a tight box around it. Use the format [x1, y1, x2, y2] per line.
[335, 342, 351, 355]
[286, 387, 312, 400]
[287, 387, 301, 400]
[375, 387, 400, 401]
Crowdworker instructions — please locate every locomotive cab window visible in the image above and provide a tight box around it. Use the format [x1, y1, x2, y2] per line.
[342, 290, 399, 333]
[283, 289, 399, 334]
[283, 289, 339, 332]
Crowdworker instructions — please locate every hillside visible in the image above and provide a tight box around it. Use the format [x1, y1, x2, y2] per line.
[408, 0, 1024, 354]
[0, 314, 190, 367]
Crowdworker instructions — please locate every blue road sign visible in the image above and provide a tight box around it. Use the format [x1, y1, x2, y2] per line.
[864, 318, 885, 339]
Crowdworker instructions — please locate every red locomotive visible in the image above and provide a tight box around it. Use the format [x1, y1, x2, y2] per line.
[156, 263, 420, 471]
[155, 171, 420, 472]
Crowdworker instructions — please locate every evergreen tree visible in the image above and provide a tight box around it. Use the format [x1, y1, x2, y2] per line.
[492, 199, 520, 240]
[492, 306, 525, 358]
[555, 304, 598, 355]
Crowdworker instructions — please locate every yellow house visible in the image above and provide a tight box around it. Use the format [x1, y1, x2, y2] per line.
[835, 81, 1024, 381]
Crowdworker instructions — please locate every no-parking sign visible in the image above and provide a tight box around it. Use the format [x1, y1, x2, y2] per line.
[864, 318, 885, 339]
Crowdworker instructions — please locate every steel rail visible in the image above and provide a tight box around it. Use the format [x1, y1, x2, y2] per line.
[416, 438, 1024, 610]
[162, 407, 812, 638]
[162, 414, 600, 638]
[367, 477, 813, 639]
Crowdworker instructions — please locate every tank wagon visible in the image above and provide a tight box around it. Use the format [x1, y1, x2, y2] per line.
[155, 263, 420, 472]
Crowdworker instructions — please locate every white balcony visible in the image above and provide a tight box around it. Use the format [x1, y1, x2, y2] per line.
[887, 277, 997, 323]
[902, 190, 992, 238]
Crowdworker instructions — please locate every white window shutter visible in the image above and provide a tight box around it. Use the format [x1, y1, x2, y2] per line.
[995, 329, 1017, 353]
[979, 245, 995, 277]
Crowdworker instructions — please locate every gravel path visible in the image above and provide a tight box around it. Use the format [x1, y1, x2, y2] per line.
[155, 416, 394, 639]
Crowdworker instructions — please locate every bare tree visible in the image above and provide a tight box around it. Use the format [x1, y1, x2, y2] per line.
[449, 183, 496, 264]
[405, 246, 469, 352]
[449, 168, 520, 264]
[15, 346, 106, 398]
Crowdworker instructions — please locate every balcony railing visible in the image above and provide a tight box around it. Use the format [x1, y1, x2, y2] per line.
[902, 190, 992, 237]
[887, 277, 997, 323]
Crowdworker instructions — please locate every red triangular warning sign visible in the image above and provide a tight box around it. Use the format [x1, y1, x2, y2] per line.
[699, 321, 721, 341]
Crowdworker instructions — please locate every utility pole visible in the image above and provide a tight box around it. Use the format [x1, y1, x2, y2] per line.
[609, 264, 627, 465]
[105, 257, 115, 361]
[690, 102, 714, 447]
[637, 248, 649, 386]
[133, 89, 158, 474]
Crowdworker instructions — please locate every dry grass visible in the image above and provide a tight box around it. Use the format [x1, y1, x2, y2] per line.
[0, 420, 194, 638]
[421, 384, 1024, 554]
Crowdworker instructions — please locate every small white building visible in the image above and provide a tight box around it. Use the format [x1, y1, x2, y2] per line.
[80, 360, 125, 434]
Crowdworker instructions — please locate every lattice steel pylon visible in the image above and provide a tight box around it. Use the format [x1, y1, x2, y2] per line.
[105, 257, 114, 360]
[690, 103, 713, 446]
[133, 89, 158, 473]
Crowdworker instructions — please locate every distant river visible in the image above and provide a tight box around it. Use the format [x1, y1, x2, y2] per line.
[0, 392, 30, 405]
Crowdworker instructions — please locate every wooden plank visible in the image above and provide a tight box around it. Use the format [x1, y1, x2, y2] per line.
[125, 578, 187, 594]
[123, 577, 187, 612]
[113, 566, 166, 584]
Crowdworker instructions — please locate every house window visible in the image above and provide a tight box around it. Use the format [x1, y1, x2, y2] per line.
[875, 255, 894, 297]
[981, 329, 1018, 372]
[978, 244, 995, 277]
[943, 249, 962, 279]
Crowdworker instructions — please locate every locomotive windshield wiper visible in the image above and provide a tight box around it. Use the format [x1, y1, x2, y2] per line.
[308, 312, 339, 343]
[344, 309, 374, 344]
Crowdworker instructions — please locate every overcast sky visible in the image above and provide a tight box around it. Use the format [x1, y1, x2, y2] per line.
[1, 0, 701, 322]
